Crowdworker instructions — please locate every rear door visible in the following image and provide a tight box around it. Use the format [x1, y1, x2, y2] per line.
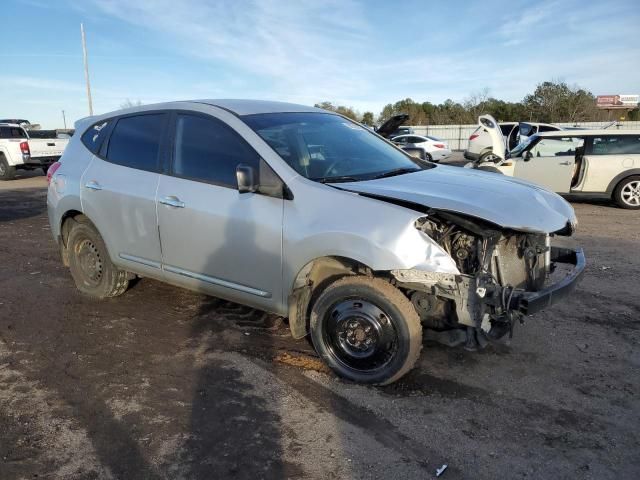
[513, 136, 581, 192]
[81, 112, 168, 276]
[156, 112, 284, 312]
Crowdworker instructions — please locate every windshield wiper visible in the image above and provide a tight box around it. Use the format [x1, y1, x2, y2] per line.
[311, 175, 360, 184]
[372, 167, 421, 179]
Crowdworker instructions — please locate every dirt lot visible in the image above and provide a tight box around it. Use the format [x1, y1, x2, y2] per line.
[0, 168, 639, 479]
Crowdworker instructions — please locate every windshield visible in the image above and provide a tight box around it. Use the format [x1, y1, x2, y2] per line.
[242, 112, 426, 182]
[510, 134, 539, 157]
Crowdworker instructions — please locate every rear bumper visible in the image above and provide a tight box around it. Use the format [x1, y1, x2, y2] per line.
[463, 150, 479, 161]
[431, 149, 452, 160]
[20, 156, 60, 169]
[511, 246, 586, 315]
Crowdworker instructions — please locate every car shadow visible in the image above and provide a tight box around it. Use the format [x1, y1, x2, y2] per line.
[180, 195, 304, 478]
[0, 187, 47, 222]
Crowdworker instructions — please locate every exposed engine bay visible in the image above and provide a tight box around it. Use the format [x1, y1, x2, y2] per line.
[392, 211, 557, 350]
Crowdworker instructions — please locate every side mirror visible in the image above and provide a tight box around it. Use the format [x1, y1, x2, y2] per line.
[236, 164, 258, 193]
[523, 150, 533, 162]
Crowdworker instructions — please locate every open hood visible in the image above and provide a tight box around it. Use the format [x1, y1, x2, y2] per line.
[331, 166, 576, 234]
[479, 114, 506, 160]
[375, 113, 409, 138]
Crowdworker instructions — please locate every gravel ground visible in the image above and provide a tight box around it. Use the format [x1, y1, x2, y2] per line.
[0, 167, 638, 479]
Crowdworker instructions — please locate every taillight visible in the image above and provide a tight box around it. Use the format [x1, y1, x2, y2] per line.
[469, 134, 479, 141]
[47, 161, 61, 184]
[434, 143, 445, 149]
[20, 141, 30, 154]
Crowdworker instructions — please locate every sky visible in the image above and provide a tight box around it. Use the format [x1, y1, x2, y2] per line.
[1, 0, 639, 128]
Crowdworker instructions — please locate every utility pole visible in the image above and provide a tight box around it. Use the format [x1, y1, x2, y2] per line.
[80, 23, 94, 116]
[62, 110, 67, 129]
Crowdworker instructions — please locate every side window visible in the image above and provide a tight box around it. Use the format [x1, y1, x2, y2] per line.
[531, 138, 583, 157]
[393, 136, 406, 144]
[106, 114, 166, 172]
[519, 123, 534, 137]
[591, 136, 640, 155]
[538, 125, 558, 133]
[0, 127, 27, 139]
[172, 114, 260, 187]
[81, 120, 111, 154]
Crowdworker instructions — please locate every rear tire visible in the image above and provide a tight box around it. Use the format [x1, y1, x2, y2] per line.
[424, 152, 433, 162]
[0, 156, 16, 181]
[479, 150, 499, 163]
[613, 176, 640, 209]
[310, 276, 422, 385]
[67, 219, 130, 298]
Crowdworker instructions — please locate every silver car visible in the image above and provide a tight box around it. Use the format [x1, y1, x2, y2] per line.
[47, 100, 585, 385]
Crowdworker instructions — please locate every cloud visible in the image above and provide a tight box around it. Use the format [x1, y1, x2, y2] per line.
[5, 0, 640, 127]
[86, 0, 373, 100]
[497, 1, 559, 46]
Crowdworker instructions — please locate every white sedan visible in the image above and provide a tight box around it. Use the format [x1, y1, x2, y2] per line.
[391, 134, 451, 162]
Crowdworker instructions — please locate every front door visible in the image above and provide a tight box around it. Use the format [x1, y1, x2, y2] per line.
[157, 112, 283, 312]
[514, 137, 581, 193]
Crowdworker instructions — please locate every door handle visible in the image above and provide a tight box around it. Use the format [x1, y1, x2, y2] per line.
[85, 180, 102, 191]
[159, 196, 185, 208]
[559, 161, 572, 166]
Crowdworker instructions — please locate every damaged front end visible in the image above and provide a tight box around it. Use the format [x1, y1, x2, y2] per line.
[391, 211, 585, 350]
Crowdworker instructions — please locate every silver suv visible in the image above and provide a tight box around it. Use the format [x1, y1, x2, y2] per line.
[48, 100, 585, 385]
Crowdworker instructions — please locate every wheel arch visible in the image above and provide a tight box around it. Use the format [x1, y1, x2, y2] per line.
[606, 169, 640, 195]
[287, 255, 376, 339]
[59, 210, 94, 266]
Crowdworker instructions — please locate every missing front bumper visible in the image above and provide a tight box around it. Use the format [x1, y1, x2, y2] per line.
[510, 246, 586, 315]
[391, 245, 585, 327]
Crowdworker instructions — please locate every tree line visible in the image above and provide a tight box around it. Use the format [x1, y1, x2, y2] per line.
[315, 80, 639, 126]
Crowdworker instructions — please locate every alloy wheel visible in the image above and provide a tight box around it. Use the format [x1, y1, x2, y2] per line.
[621, 180, 640, 207]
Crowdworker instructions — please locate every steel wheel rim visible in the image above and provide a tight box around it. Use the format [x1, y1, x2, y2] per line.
[322, 298, 398, 373]
[76, 238, 103, 285]
[621, 180, 640, 206]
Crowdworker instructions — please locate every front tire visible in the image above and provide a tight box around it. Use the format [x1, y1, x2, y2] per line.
[0, 156, 16, 181]
[310, 276, 422, 385]
[613, 176, 640, 209]
[67, 218, 130, 298]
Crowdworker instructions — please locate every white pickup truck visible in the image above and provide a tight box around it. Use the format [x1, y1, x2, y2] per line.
[0, 123, 69, 180]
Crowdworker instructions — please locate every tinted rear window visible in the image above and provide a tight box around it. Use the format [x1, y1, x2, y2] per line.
[106, 114, 166, 172]
[81, 120, 111, 154]
[591, 135, 640, 155]
[0, 126, 27, 139]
